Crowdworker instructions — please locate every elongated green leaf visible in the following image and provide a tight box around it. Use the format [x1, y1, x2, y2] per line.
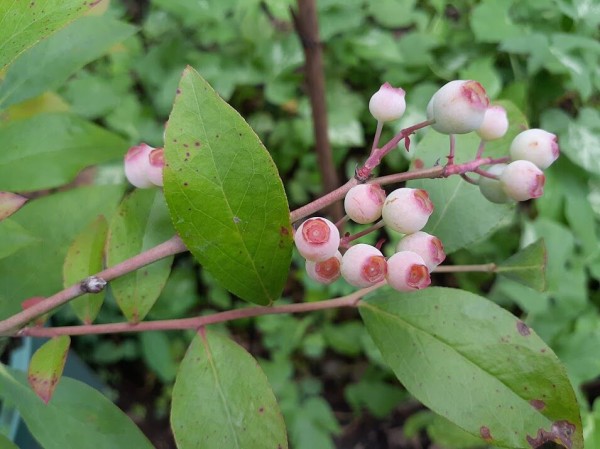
[0, 219, 39, 260]
[0, 113, 127, 191]
[497, 239, 547, 291]
[106, 189, 173, 322]
[0, 192, 27, 221]
[360, 287, 582, 449]
[0, 365, 154, 449]
[0, 16, 136, 110]
[27, 336, 70, 404]
[171, 330, 288, 449]
[63, 215, 108, 323]
[164, 67, 293, 306]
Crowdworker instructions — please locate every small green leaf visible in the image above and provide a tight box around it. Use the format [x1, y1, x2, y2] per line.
[497, 239, 547, 291]
[0, 219, 39, 260]
[164, 67, 293, 305]
[106, 189, 174, 322]
[63, 215, 108, 324]
[470, 1, 523, 43]
[27, 336, 70, 404]
[0, 113, 127, 191]
[171, 330, 288, 449]
[360, 287, 583, 449]
[139, 331, 177, 383]
[0, 192, 27, 221]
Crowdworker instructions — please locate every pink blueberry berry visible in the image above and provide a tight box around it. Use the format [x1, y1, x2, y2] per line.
[344, 184, 386, 224]
[294, 217, 340, 262]
[476, 105, 509, 141]
[500, 160, 545, 201]
[341, 244, 387, 288]
[478, 164, 511, 204]
[382, 188, 434, 234]
[395, 231, 446, 270]
[306, 251, 342, 284]
[369, 82, 406, 122]
[430, 80, 490, 134]
[386, 251, 431, 292]
[147, 148, 165, 187]
[509, 129, 559, 169]
[124, 143, 154, 188]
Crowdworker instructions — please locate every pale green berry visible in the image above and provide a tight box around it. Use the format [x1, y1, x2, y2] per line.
[369, 82, 406, 122]
[476, 105, 509, 141]
[478, 164, 511, 204]
[509, 129, 559, 169]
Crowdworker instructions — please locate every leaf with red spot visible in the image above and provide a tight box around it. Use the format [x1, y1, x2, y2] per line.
[27, 336, 70, 404]
[0, 192, 27, 221]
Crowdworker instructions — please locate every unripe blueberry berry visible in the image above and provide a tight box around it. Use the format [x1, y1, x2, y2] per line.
[369, 82, 406, 122]
[341, 244, 387, 288]
[476, 105, 509, 141]
[344, 184, 386, 224]
[294, 217, 340, 262]
[147, 148, 165, 187]
[430, 80, 489, 134]
[306, 251, 342, 284]
[382, 188, 434, 234]
[396, 231, 445, 270]
[478, 164, 511, 204]
[124, 143, 154, 188]
[509, 129, 559, 169]
[386, 251, 431, 292]
[500, 160, 545, 201]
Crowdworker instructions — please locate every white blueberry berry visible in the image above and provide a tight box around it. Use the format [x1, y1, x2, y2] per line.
[147, 148, 165, 187]
[341, 244, 387, 288]
[386, 251, 431, 292]
[306, 251, 342, 284]
[430, 80, 489, 134]
[344, 184, 386, 224]
[124, 143, 154, 188]
[478, 164, 511, 204]
[395, 231, 445, 270]
[294, 217, 340, 262]
[382, 188, 434, 234]
[369, 82, 406, 122]
[500, 160, 545, 201]
[476, 105, 509, 141]
[509, 129, 559, 169]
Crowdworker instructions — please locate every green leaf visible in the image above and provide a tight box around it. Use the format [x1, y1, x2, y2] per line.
[0, 0, 98, 71]
[497, 239, 547, 291]
[0, 113, 127, 191]
[63, 215, 108, 324]
[140, 331, 177, 383]
[106, 189, 174, 322]
[0, 219, 39, 260]
[0, 16, 137, 110]
[0, 433, 19, 449]
[359, 287, 583, 449]
[0, 364, 154, 449]
[171, 330, 288, 449]
[163, 67, 293, 305]
[27, 336, 70, 404]
[470, 1, 523, 43]
[0, 192, 27, 221]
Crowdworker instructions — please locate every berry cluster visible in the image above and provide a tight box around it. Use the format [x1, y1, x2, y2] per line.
[124, 143, 165, 188]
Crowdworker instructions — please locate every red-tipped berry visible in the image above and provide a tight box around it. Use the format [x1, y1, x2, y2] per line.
[500, 160, 545, 201]
[382, 188, 434, 234]
[147, 148, 165, 187]
[478, 164, 511, 204]
[396, 231, 445, 270]
[476, 105, 509, 141]
[386, 251, 431, 292]
[344, 184, 386, 224]
[509, 129, 559, 169]
[294, 217, 340, 262]
[306, 251, 342, 284]
[341, 244, 387, 288]
[124, 143, 154, 188]
[430, 80, 489, 134]
[369, 82, 406, 122]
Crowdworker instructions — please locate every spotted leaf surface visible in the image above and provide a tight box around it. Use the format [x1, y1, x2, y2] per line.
[27, 336, 70, 404]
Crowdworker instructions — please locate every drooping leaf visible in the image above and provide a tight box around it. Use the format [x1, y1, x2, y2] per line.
[63, 215, 108, 324]
[359, 287, 583, 449]
[0, 219, 39, 260]
[0, 0, 100, 71]
[0, 365, 154, 449]
[106, 189, 174, 322]
[0, 113, 127, 191]
[0, 16, 137, 110]
[171, 330, 288, 449]
[497, 239, 547, 291]
[0, 192, 28, 221]
[163, 67, 293, 305]
[27, 336, 70, 404]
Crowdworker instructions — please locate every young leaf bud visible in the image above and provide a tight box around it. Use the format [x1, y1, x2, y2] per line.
[369, 82, 406, 122]
[430, 80, 489, 134]
[147, 148, 165, 187]
[476, 105, 509, 141]
[386, 251, 431, 292]
[124, 143, 154, 188]
[382, 188, 434, 234]
[478, 164, 511, 204]
[509, 129, 559, 169]
[306, 251, 342, 284]
[344, 184, 386, 224]
[294, 217, 340, 262]
[500, 160, 545, 201]
[396, 231, 445, 270]
[341, 244, 387, 288]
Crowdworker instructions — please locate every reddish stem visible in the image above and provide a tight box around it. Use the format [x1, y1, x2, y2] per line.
[340, 220, 385, 247]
